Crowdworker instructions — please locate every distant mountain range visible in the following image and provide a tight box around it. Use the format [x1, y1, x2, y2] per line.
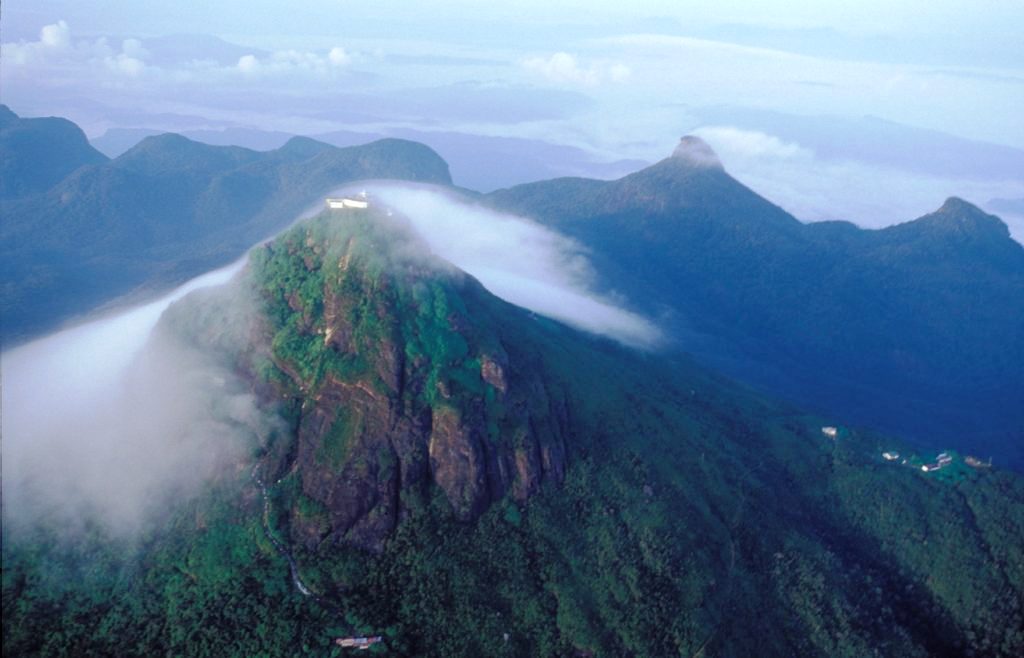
[485, 137, 1024, 470]
[90, 125, 648, 193]
[0, 105, 451, 344]
[3, 106, 1021, 473]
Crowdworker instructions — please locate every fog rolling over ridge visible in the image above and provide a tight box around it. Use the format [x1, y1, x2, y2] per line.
[1, 258, 269, 536]
[363, 183, 663, 348]
[2, 185, 660, 535]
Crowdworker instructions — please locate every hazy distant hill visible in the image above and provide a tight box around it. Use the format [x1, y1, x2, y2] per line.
[0, 105, 108, 200]
[0, 109, 451, 344]
[486, 137, 1024, 469]
[6, 207, 1022, 657]
[92, 124, 647, 192]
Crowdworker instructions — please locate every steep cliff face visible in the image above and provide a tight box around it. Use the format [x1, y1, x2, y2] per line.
[249, 208, 568, 550]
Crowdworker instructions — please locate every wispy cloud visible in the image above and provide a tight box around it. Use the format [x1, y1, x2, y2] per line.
[1, 259, 271, 536]
[1, 19, 354, 83]
[236, 47, 351, 76]
[365, 183, 663, 348]
[693, 126, 811, 161]
[522, 51, 630, 86]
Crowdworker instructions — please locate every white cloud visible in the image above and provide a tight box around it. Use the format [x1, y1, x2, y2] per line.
[237, 53, 259, 73]
[693, 126, 812, 161]
[522, 51, 631, 86]
[2, 19, 145, 78]
[2, 259, 264, 535]
[2, 19, 352, 86]
[3, 20, 74, 65]
[39, 20, 71, 49]
[365, 183, 663, 348]
[106, 53, 147, 77]
[328, 46, 351, 67]
[234, 46, 353, 77]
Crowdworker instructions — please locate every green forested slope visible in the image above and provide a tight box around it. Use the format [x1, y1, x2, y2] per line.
[4, 209, 1022, 657]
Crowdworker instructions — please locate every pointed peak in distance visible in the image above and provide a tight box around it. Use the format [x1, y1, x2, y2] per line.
[926, 196, 1009, 236]
[936, 196, 987, 217]
[0, 104, 19, 128]
[671, 135, 724, 170]
[890, 197, 1021, 258]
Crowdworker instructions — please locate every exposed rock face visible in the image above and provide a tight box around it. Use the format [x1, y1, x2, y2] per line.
[428, 405, 490, 521]
[253, 213, 569, 550]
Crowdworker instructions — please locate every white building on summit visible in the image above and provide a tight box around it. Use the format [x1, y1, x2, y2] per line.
[326, 197, 369, 209]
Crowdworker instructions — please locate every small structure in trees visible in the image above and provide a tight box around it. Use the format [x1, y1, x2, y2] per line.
[336, 636, 383, 650]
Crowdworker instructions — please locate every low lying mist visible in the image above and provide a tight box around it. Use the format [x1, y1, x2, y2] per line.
[1, 258, 274, 538]
[359, 183, 663, 348]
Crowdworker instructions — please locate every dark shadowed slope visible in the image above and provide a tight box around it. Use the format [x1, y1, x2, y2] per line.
[0, 114, 451, 344]
[486, 138, 1024, 469]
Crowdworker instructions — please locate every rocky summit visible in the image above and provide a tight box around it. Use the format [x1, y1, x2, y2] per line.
[243, 209, 568, 550]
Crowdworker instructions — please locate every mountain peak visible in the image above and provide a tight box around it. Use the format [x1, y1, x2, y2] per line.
[0, 104, 18, 128]
[1, 105, 108, 201]
[115, 132, 257, 175]
[277, 135, 332, 158]
[671, 135, 723, 169]
[894, 196, 1016, 250]
[937, 196, 984, 216]
[930, 196, 1008, 235]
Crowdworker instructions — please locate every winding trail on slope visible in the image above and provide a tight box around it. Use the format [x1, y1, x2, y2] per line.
[249, 464, 391, 652]
[249, 465, 318, 601]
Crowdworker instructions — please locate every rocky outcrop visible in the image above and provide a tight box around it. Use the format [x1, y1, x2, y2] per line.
[253, 213, 569, 550]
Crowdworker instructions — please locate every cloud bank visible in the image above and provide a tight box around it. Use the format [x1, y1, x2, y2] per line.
[1, 19, 353, 83]
[0, 258, 274, 537]
[363, 183, 662, 348]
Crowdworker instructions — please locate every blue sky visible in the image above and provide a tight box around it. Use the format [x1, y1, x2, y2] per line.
[3, 1, 1022, 234]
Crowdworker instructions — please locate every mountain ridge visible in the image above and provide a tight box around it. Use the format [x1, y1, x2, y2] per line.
[0, 117, 452, 345]
[0, 105, 109, 200]
[485, 138, 1024, 470]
